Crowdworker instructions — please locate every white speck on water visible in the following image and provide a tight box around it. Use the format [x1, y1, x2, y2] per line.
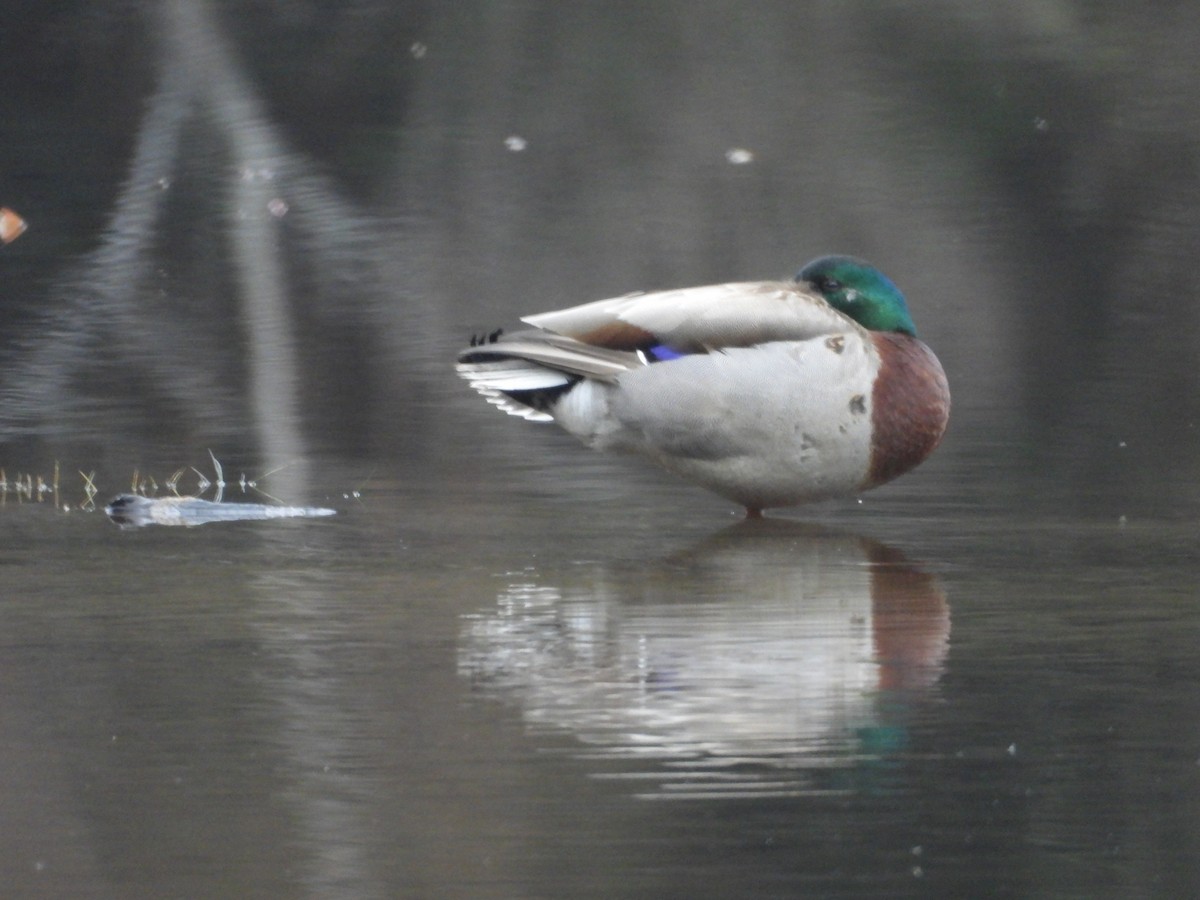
[1007, 743, 1017, 756]
[1034, 117, 1049, 132]
[1118, 514, 1127, 527]
[505, 135, 528, 152]
[725, 147, 754, 164]
[911, 845, 923, 856]
[268, 197, 289, 218]
[1117, 440, 1127, 448]
[410, 41, 427, 59]
[912, 865, 924, 878]
[157, 177, 171, 190]
[241, 166, 276, 182]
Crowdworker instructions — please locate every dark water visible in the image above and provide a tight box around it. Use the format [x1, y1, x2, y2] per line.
[2, 2, 1199, 897]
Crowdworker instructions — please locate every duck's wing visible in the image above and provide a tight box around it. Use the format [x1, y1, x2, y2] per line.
[458, 331, 642, 381]
[521, 281, 861, 352]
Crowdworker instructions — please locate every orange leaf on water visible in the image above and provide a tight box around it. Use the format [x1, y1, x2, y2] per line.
[0, 207, 28, 244]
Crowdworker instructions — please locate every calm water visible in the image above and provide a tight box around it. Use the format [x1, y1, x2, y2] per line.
[3, 459, 1198, 898]
[2, 2, 1199, 897]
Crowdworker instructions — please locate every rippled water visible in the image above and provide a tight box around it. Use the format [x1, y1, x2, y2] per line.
[2, 2, 1199, 897]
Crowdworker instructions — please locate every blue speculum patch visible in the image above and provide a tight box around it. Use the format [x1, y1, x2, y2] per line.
[646, 344, 687, 362]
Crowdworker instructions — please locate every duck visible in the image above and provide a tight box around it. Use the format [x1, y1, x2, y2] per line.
[455, 256, 950, 516]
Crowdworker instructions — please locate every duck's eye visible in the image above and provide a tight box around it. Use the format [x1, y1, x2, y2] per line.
[821, 278, 842, 292]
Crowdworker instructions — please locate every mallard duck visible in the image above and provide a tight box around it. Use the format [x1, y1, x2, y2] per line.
[455, 256, 949, 516]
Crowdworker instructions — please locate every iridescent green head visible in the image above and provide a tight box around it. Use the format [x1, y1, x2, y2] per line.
[796, 255, 917, 336]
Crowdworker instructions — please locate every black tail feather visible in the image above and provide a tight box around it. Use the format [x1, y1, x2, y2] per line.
[469, 327, 505, 348]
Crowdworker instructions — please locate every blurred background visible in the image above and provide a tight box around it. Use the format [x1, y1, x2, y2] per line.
[1, 2, 1198, 898]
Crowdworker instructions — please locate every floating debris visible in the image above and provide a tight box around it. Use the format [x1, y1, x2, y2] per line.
[0, 207, 27, 244]
[105, 493, 336, 529]
[504, 135, 527, 152]
[725, 148, 754, 165]
[1, 451, 346, 524]
[0, 466, 55, 504]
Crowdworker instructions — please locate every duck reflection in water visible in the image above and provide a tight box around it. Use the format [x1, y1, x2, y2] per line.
[459, 521, 949, 798]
